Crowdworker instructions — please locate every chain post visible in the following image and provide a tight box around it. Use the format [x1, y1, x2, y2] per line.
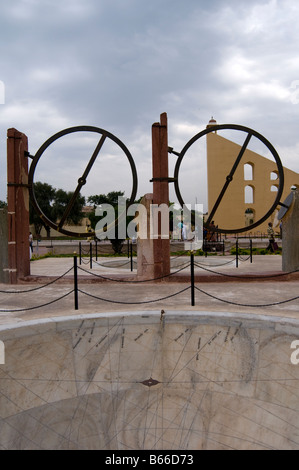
[190, 251, 195, 306]
[130, 241, 133, 272]
[74, 255, 78, 310]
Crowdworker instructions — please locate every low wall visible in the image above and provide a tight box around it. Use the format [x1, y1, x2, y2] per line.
[0, 311, 298, 450]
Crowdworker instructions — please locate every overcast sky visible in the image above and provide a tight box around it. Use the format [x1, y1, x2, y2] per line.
[1, 0, 299, 213]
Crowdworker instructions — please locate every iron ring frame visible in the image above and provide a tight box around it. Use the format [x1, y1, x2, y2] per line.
[173, 124, 284, 234]
[28, 125, 138, 238]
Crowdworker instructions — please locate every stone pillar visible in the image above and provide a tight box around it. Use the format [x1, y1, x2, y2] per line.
[137, 193, 154, 280]
[282, 189, 299, 272]
[0, 208, 9, 283]
[137, 113, 170, 280]
[151, 112, 170, 278]
[7, 128, 30, 283]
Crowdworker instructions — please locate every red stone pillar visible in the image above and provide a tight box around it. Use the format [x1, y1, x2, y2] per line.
[7, 128, 30, 283]
[151, 112, 170, 278]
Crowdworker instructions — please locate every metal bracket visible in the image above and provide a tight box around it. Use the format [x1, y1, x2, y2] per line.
[28, 125, 138, 238]
[24, 151, 34, 159]
[7, 182, 31, 188]
[150, 177, 177, 183]
[168, 147, 181, 157]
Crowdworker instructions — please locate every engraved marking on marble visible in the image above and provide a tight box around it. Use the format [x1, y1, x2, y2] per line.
[141, 377, 160, 387]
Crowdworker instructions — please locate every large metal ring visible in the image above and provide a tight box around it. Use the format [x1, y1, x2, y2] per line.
[28, 126, 138, 238]
[174, 124, 284, 234]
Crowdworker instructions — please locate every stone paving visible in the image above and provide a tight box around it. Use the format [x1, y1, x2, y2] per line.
[0, 254, 298, 325]
[1, 254, 299, 450]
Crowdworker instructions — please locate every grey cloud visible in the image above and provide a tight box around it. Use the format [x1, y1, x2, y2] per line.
[1, 0, 299, 208]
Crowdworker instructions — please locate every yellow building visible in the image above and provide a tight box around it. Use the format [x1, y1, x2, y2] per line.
[30, 206, 94, 238]
[206, 118, 299, 234]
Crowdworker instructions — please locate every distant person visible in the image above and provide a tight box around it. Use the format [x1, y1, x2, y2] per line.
[86, 224, 93, 241]
[29, 232, 33, 252]
[178, 221, 183, 240]
[266, 222, 275, 252]
[209, 221, 216, 242]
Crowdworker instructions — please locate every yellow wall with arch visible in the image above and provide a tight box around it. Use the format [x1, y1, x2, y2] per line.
[206, 128, 299, 235]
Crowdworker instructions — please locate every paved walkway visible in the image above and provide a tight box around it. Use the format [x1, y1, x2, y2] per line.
[29, 252, 287, 279]
[0, 254, 298, 325]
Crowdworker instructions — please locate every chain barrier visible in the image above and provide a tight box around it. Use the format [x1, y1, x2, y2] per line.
[78, 286, 191, 305]
[0, 250, 298, 312]
[195, 258, 236, 268]
[77, 262, 191, 283]
[193, 261, 299, 279]
[0, 266, 74, 294]
[194, 286, 299, 308]
[74, 253, 299, 309]
[0, 266, 74, 312]
[238, 255, 251, 262]
[91, 248, 190, 270]
[92, 258, 137, 269]
[79, 241, 137, 271]
[0, 290, 74, 312]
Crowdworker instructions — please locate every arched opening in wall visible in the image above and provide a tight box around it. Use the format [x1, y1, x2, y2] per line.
[270, 171, 278, 181]
[244, 163, 254, 180]
[245, 208, 255, 227]
[271, 185, 278, 192]
[245, 185, 254, 204]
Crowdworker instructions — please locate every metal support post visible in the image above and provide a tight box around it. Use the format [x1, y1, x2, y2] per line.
[74, 256, 78, 310]
[190, 252, 195, 306]
[130, 241, 133, 272]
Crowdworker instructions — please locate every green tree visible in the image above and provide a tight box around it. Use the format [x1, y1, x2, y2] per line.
[29, 182, 56, 237]
[29, 182, 85, 237]
[87, 191, 127, 254]
[87, 191, 124, 207]
[52, 189, 85, 225]
[0, 200, 7, 209]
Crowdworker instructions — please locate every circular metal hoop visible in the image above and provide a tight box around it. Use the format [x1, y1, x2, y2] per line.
[28, 126, 138, 238]
[174, 124, 284, 234]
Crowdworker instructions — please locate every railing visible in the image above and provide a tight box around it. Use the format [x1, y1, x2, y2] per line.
[1, 251, 298, 312]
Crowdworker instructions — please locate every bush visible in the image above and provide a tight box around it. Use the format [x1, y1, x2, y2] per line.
[230, 247, 282, 255]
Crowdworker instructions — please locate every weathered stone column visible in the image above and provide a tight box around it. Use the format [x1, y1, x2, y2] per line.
[136, 193, 154, 280]
[137, 113, 170, 280]
[282, 189, 299, 272]
[7, 128, 30, 283]
[151, 112, 170, 278]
